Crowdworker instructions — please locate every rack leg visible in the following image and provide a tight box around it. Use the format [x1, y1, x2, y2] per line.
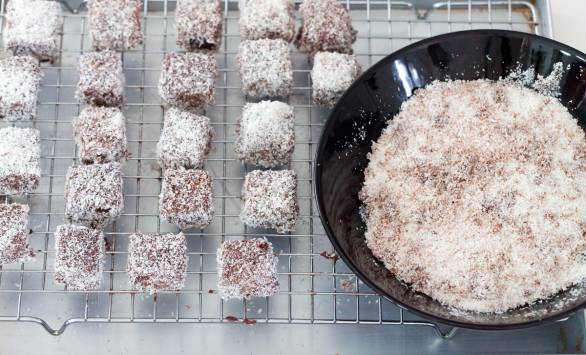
[434, 326, 458, 339]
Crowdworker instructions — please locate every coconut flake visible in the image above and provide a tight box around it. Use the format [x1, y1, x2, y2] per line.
[235, 100, 295, 168]
[360, 78, 586, 312]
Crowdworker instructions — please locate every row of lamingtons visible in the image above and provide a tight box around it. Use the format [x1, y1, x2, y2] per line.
[0, 0, 360, 299]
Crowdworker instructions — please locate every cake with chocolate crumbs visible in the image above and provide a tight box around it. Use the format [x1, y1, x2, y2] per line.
[158, 52, 218, 108]
[4, 0, 63, 61]
[64, 163, 124, 229]
[0, 56, 42, 121]
[0, 127, 41, 195]
[76, 50, 125, 107]
[157, 108, 214, 169]
[311, 51, 361, 107]
[88, 0, 143, 51]
[128, 232, 188, 292]
[236, 39, 293, 98]
[235, 101, 295, 167]
[295, 0, 357, 54]
[239, 0, 295, 42]
[217, 238, 279, 300]
[175, 0, 223, 51]
[0, 203, 34, 265]
[73, 106, 128, 164]
[240, 169, 298, 233]
[159, 168, 214, 230]
[54, 224, 104, 291]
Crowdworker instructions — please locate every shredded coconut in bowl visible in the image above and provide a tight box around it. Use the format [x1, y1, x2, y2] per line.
[360, 68, 586, 313]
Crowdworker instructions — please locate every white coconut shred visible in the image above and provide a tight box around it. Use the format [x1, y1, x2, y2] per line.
[359, 67, 586, 313]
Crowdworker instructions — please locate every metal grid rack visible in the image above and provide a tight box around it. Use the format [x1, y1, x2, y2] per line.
[0, 0, 550, 337]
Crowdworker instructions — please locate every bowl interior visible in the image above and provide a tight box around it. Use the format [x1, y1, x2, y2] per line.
[315, 30, 586, 329]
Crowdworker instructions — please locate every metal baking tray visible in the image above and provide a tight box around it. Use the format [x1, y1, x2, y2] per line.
[0, 0, 563, 340]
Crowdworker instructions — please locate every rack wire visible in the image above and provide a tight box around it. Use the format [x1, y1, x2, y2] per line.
[0, 0, 549, 337]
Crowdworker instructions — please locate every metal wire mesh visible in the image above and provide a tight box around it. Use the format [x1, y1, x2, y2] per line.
[0, 0, 547, 336]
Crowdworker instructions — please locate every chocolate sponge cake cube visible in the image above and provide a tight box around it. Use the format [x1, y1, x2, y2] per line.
[235, 100, 295, 168]
[4, 0, 63, 61]
[217, 238, 279, 300]
[159, 168, 215, 230]
[158, 52, 218, 108]
[64, 163, 124, 229]
[54, 224, 104, 291]
[175, 0, 223, 51]
[128, 232, 188, 292]
[240, 169, 298, 233]
[76, 50, 125, 107]
[0, 127, 41, 195]
[0, 203, 34, 265]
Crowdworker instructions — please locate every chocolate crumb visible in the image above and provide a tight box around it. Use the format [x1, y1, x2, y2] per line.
[320, 251, 339, 262]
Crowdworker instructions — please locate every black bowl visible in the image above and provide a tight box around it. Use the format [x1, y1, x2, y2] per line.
[314, 30, 586, 330]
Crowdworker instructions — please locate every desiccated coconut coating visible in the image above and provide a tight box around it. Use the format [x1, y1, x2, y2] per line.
[311, 52, 361, 107]
[64, 163, 124, 229]
[54, 224, 104, 291]
[4, 0, 63, 61]
[158, 52, 218, 108]
[235, 101, 295, 167]
[0, 56, 42, 121]
[73, 106, 128, 164]
[236, 39, 293, 98]
[159, 169, 214, 230]
[127, 232, 188, 292]
[239, 0, 295, 42]
[217, 238, 279, 300]
[296, 0, 357, 54]
[240, 169, 298, 233]
[88, 0, 143, 51]
[0, 127, 41, 195]
[0, 203, 34, 265]
[157, 108, 214, 169]
[175, 0, 223, 51]
[76, 51, 125, 107]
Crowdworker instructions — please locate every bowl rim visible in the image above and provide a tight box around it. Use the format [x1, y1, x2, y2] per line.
[313, 29, 586, 330]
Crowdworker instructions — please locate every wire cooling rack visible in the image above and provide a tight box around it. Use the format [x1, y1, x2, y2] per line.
[0, 0, 550, 337]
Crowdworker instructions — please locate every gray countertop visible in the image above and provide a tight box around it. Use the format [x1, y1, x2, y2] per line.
[2, 314, 584, 354]
[1, 0, 584, 353]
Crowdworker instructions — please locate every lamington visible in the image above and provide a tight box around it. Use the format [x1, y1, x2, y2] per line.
[239, 0, 295, 42]
[76, 50, 125, 107]
[157, 108, 214, 169]
[295, 0, 357, 54]
[158, 52, 218, 108]
[0, 203, 34, 264]
[54, 224, 104, 291]
[127, 232, 188, 292]
[235, 101, 295, 167]
[159, 168, 214, 230]
[0, 56, 42, 121]
[88, 0, 143, 51]
[4, 0, 63, 61]
[64, 163, 124, 229]
[236, 39, 293, 98]
[72, 106, 128, 164]
[0, 127, 41, 195]
[175, 0, 223, 51]
[217, 238, 279, 300]
[240, 169, 298, 233]
[311, 52, 361, 107]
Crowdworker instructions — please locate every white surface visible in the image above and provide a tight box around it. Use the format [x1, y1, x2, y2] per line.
[552, 0, 586, 52]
